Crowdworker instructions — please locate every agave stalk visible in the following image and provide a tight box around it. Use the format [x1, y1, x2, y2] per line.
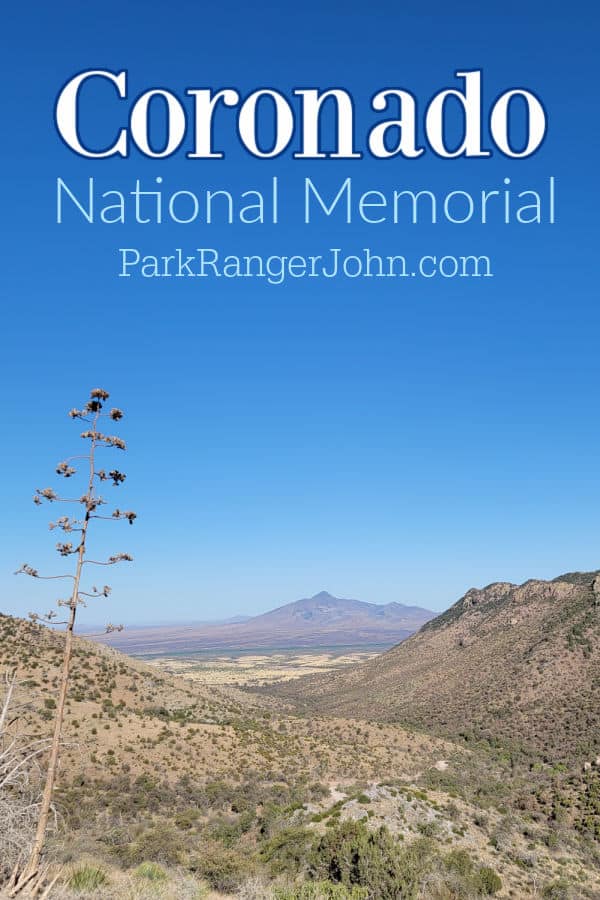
[12, 389, 134, 892]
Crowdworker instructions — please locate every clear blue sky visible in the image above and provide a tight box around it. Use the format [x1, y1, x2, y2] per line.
[1, 0, 599, 625]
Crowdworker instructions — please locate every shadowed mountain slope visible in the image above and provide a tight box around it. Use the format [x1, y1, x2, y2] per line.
[270, 571, 600, 762]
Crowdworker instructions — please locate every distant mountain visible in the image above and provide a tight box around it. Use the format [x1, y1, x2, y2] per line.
[93, 591, 434, 654]
[272, 571, 600, 762]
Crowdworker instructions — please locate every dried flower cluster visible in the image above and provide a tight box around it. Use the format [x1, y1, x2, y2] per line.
[96, 468, 126, 486]
[56, 542, 75, 557]
[112, 509, 137, 524]
[108, 552, 133, 563]
[34, 488, 58, 503]
[48, 516, 79, 533]
[55, 462, 76, 478]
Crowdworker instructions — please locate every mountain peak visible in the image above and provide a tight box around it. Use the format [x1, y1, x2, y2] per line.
[95, 590, 434, 653]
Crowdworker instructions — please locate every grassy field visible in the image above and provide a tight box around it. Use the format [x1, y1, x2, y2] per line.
[146, 647, 382, 687]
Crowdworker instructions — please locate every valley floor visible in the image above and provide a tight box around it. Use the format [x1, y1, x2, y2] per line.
[145, 648, 381, 688]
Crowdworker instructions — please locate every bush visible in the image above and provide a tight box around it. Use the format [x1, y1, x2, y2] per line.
[174, 807, 201, 830]
[68, 864, 108, 892]
[309, 821, 436, 899]
[274, 883, 368, 899]
[261, 826, 314, 876]
[116, 823, 184, 866]
[187, 840, 254, 892]
[476, 866, 502, 895]
[444, 849, 474, 878]
[134, 861, 168, 881]
[542, 880, 576, 900]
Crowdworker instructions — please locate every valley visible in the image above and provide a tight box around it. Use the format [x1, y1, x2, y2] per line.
[147, 648, 381, 688]
[1, 569, 600, 898]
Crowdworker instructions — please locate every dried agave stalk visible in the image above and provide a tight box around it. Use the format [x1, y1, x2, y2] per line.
[9, 388, 135, 893]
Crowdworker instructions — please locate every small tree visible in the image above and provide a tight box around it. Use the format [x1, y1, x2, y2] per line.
[11, 388, 135, 892]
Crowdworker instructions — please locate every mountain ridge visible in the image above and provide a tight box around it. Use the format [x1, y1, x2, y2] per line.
[92, 591, 434, 654]
[270, 570, 600, 763]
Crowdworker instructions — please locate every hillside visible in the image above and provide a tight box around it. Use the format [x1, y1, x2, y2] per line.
[92, 591, 434, 654]
[0, 612, 434, 788]
[270, 571, 600, 763]
[2, 610, 600, 897]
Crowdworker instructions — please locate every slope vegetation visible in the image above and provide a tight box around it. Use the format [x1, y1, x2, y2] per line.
[2, 604, 600, 898]
[271, 571, 600, 763]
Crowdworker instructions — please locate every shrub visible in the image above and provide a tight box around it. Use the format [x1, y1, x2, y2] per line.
[476, 866, 502, 895]
[134, 861, 168, 881]
[309, 821, 436, 899]
[261, 826, 314, 876]
[116, 823, 183, 866]
[174, 807, 201, 830]
[444, 848, 474, 878]
[187, 840, 254, 892]
[542, 880, 576, 900]
[68, 864, 108, 891]
[274, 883, 368, 899]
[417, 820, 440, 838]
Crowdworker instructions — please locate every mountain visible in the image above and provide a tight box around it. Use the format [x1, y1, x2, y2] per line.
[92, 591, 435, 654]
[271, 571, 600, 763]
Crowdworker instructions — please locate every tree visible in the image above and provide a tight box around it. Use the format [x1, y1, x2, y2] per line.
[10, 388, 135, 894]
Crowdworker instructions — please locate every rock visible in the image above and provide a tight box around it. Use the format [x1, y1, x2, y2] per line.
[583, 762, 592, 772]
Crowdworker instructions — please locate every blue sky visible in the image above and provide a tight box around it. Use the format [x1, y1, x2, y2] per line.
[1, 0, 599, 625]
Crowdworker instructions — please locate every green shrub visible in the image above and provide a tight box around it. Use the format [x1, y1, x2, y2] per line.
[542, 880, 575, 899]
[174, 807, 201, 830]
[261, 826, 314, 876]
[309, 821, 436, 899]
[116, 823, 183, 866]
[68, 864, 108, 892]
[274, 883, 368, 899]
[134, 861, 168, 881]
[444, 848, 474, 878]
[476, 866, 502, 895]
[577, 772, 600, 840]
[417, 820, 439, 838]
[187, 840, 253, 892]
